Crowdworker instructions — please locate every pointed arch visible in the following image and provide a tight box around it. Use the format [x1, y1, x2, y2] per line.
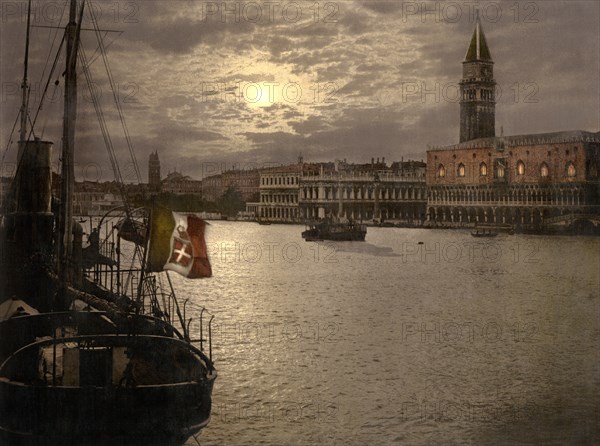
[479, 162, 487, 176]
[437, 164, 446, 178]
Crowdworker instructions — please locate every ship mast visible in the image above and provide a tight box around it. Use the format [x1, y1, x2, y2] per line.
[17, 0, 32, 163]
[57, 0, 84, 286]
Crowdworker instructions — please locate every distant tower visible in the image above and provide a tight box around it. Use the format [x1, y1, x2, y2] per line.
[459, 12, 496, 143]
[148, 151, 161, 190]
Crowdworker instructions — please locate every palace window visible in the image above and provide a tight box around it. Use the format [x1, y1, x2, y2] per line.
[479, 162, 487, 176]
[517, 160, 525, 176]
[566, 162, 576, 177]
[540, 163, 549, 177]
[438, 164, 446, 178]
[497, 163, 505, 178]
[457, 163, 465, 177]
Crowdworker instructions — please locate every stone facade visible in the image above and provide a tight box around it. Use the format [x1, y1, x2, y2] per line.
[427, 132, 600, 229]
[426, 16, 600, 233]
[72, 181, 123, 216]
[161, 171, 203, 195]
[300, 160, 427, 223]
[201, 174, 223, 202]
[202, 169, 260, 203]
[259, 164, 303, 222]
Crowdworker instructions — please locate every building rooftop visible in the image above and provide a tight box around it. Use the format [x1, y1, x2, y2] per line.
[428, 130, 600, 152]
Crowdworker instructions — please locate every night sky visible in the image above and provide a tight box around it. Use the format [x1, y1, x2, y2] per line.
[1, 0, 598, 182]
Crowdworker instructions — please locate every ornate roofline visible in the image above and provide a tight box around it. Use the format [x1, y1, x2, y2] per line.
[428, 131, 600, 152]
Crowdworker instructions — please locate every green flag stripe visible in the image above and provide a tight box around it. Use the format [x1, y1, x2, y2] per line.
[146, 206, 175, 272]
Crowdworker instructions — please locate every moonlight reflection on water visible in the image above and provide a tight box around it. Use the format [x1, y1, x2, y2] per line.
[168, 222, 600, 446]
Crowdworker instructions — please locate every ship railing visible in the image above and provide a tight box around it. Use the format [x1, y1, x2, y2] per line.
[0, 333, 216, 385]
[137, 275, 214, 363]
[184, 302, 215, 364]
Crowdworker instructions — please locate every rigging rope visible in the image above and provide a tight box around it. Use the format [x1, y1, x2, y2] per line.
[88, 5, 142, 184]
[28, 35, 65, 143]
[0, 113, 21, 195]
[38, 0, 68, 92]
[77, 44, 131, 214]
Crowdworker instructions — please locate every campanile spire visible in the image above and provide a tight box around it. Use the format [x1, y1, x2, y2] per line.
[459, 12, 496, 142]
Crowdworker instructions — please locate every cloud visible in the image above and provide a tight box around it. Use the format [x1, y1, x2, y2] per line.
[0, 0, 597, 181]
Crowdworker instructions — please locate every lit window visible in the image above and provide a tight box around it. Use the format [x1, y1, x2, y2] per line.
[517, 160, 525, 175]
[540, 163, 549, 177]
[480, 162, 487, 176]
[497, 164, 505, 178]
[457, 163, 465, 177]
[438, 164, 446, 178]
[567, 162, 576, 177]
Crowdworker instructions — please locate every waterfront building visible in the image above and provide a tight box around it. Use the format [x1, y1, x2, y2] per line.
[426, 15, 600, 232]
[222, 169, 260, 202]
[73, 181, 123, 216]
[300, 159, 427, 223]
[202, 169, 260, 203]
[243, 202, 260, 220]
[258, 163, 304, 222]
[161, 170, 203, 195]
[201, 173, 222, 202]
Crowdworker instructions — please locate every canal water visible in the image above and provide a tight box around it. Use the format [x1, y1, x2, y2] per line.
[170, 221, 599, 446]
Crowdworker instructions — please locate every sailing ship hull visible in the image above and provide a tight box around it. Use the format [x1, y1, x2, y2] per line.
[0, 315, 216, 445]
[0, 379, 213, 445]
[2, 3, 217, 443]
[470, 232, 498, 237]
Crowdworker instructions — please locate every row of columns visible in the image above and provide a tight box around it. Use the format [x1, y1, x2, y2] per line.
[429, 185, 585, 207]
[302, 203, 425, 222]
[301, 185, 425, 201]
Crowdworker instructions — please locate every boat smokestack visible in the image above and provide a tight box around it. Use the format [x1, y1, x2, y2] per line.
[1, 140, 54, 305]
[16, 140, 53, 214]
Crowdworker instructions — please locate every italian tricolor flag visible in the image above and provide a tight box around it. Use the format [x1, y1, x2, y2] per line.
[146, 207, 212, 278]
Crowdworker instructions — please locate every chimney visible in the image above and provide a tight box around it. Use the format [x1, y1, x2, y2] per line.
[371, 157, 374, 165]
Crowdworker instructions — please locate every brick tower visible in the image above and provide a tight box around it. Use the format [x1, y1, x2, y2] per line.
[459, 13, 496, 143]
[148, 151, 161, 191]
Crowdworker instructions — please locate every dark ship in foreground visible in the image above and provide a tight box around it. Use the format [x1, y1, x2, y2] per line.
[0, 1, 216, 444]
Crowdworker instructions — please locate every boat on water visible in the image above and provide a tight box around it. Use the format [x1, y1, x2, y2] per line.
[471, 228, 499, 237]
[302, 217, 367, 241]
[0, 2, 216, 444]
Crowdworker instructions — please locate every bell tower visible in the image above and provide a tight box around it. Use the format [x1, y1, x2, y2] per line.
[459, 13, 496, 142]
[148, 151, 161, 191]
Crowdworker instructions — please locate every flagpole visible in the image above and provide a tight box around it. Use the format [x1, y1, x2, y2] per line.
[136, 205, 153, 311]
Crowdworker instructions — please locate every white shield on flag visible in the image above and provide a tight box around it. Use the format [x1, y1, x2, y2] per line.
[164, 213, 194, 277]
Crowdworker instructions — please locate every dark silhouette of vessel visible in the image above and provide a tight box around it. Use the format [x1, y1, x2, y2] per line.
[0, 2, 216, 444]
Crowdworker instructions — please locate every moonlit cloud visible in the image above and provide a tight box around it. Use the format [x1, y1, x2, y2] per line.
[1, 0, 598, 182]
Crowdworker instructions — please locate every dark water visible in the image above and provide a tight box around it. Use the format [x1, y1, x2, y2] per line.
[170, 222, 599, 446]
